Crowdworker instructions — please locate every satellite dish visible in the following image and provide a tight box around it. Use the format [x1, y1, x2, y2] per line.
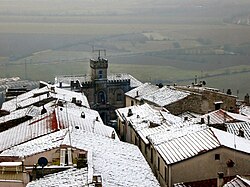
[38, 157, 48, 167]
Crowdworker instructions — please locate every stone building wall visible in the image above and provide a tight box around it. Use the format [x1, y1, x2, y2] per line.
[165, 94, 203, 115]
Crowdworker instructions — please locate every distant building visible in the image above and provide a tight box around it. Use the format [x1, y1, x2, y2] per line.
[175, 85, 237, 113]
[125, 83, 203, 115]
[125, 83, 237, 115]
[0, 77, 39, 108]
[55, 54, 142, 124]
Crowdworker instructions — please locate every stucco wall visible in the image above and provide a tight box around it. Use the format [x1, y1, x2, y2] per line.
[0, 181, 24, 187]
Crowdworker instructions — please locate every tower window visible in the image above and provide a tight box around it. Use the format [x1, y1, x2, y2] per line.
[98, 70, 103, 79]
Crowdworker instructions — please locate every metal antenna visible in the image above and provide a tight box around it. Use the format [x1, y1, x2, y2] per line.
[92, 47, 106, 59]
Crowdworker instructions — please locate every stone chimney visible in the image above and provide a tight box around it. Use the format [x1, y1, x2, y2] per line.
[127, 108, 133, 117]
[238, 127, 244, 138]
[217, 172, 224, 187]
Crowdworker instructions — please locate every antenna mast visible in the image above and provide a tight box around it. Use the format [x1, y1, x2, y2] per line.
[92, 47, 106, 59]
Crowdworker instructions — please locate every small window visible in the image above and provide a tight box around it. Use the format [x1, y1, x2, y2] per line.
[215, 154, 220, 160]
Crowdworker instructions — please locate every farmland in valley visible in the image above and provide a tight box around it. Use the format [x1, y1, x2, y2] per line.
[0, 0, 250, 98]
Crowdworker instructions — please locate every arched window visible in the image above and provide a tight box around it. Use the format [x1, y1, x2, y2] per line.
[97, 91, 106, 104]
[115, 89, 124, 102]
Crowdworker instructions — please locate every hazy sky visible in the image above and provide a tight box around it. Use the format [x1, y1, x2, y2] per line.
[0, 0, 250, 17]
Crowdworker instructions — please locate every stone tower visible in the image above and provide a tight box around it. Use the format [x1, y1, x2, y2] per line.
[90, 57, 108, 81]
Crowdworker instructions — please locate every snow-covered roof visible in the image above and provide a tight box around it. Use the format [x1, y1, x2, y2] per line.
[0, 130, 67, 157]
[55, 105, 117, 139]
[0, 78, 39, 92]
[2, 130, 160, 187]
[142, 86, 191, 107]
[55, 73, 142, 89]
[226, 122, 250, 140]
[27, 168, 91, 187]
[116, 104, 196, 144]
[174, 183, 189, 187]
[240, 105, 250, 118]
[0, 108, 29, 124]
[223, 175, 250, 187]
[62, 131, 160, 187]
[176, 85, 237, 98]
[0, 162, 22, 167]
[196, 109, 250, 124]
[1, 84, 89, 112]
[125, 82, 159, 99]
[178, 111, 201, 122]
[148, 124, 208, 146]
[108, 73, 143, 88]
[0, 111, 60, 153]
[136, 111, 198, 145]
[116, 103, 161, 124]
[0, 103, 116, 153]
[154, 127, 250, 165]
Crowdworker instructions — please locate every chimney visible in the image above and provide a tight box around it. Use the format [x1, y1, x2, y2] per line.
[111, 131, 116, 139]
[51, 86, 55, 92]
[200, 117, 205, 124]
[72, 97, 76, 103]
[217, 172, 224, 187]
[207, 115, 210, 125]
[227, 89, 232, 95]
[70, 81, 74, 90]
[136, 91, 139, 97]
[194, 75, 197, 85]
[81, 112, 85, 118]
[59, 82, 62, 88]
[96, 117, 99, 121]
[127, 108, 133, 117]
[238, 127, 244, 137]
[244, 93, 249, 105]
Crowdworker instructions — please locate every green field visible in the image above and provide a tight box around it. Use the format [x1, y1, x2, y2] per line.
[0, 0, 250, 99]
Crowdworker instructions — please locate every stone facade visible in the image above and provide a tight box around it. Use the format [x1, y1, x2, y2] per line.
[126, 85, 237, 115]
[176, 86, 237, 114]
